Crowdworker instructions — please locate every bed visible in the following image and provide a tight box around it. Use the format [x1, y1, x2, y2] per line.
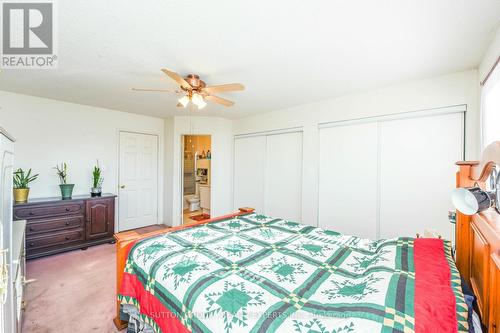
[113, 143, 500, 333]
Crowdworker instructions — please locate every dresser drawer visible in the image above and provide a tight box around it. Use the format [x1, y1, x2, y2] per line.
[26, 215, 84, 235]
[14, 202, 84, 220]
[26, 229, 84, 250]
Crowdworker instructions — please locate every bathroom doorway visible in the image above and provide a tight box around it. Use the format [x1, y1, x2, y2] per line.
[182, 135, 212, 225]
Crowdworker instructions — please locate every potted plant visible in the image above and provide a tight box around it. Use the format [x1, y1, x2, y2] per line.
[13, 168, 39, 202]
[54, 162, 74, 199]
[91, 160, 103, 197]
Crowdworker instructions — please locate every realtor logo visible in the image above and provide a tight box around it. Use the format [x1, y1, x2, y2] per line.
[1, 1, 58, 68]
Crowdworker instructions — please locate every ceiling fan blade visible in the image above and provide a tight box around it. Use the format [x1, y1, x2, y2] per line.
[161, 69, 192, 90]
[203, 83, 245, 94]
[176, 103, 184, 108]
[132, 88, 177, 93]
[205, 95, 235, 107]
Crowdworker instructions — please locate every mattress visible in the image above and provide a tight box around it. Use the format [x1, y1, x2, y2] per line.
[119, 213, 468, 333]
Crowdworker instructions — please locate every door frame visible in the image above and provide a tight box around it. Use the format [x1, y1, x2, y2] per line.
[179, 134, 212, 225]
[116, 130, 161, 232]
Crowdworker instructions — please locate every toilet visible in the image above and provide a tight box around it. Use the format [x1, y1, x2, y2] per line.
[186, 196, 200, 212]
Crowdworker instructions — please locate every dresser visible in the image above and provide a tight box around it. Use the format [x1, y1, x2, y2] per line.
[13, 194, 116, 259]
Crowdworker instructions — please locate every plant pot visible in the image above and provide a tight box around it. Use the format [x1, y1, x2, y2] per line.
[91, 187, 102, 197]
[59, 184, 75, 199]
[13, 188, 30, 202]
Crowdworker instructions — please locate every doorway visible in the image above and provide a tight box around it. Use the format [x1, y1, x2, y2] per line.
[182, 135, 211, 225]
[118, 131, 159, 231]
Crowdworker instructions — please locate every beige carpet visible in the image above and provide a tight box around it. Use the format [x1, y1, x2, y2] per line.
[22, 243, 120, 333]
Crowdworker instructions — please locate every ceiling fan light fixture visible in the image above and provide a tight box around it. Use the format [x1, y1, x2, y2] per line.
[178, 95, 189, 107]
[191, 93, 206, 109]
[197, 99, 207, 109]
[134, 69, 243, 109]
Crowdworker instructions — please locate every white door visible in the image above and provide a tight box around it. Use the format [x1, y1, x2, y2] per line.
[379, 112, 463, 240]
[119, 132, 159, 231]
[265, 132, 303, 221]
[233, 136, 266, 212]
[318, 122, 379, 239]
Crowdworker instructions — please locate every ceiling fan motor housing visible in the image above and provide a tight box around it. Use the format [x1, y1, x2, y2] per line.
[183, 74, 206, 91]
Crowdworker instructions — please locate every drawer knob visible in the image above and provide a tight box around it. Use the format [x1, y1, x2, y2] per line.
[29, 242, 34, 247]
[65, 221, 70, 225]
[65, 236, 70, 240]
[65, 208, 71, 212]
[29, 227, 34, 232]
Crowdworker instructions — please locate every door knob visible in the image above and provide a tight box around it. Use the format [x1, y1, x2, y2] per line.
[120, 185, 126, 189]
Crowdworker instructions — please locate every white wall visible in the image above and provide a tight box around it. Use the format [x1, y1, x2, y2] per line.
[0, 91, 165, 227]
[166, 116, 233, 226]
[0, 69, 483, 229]
[478, 23, 500, 148]
[479, 24, 500, 82]
[233, 70, 479, 226]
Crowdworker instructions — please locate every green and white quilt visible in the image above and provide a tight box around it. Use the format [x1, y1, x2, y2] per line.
[119, 213, 468, 333]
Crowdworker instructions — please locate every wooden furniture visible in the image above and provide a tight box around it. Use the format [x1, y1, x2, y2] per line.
[113, 207, 255, 330]
[455, 141, 500, 332]
[13, 194, 116, 259]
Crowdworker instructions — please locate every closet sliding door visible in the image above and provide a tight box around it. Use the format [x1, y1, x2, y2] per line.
[379, 112, 463, 240]
[233, 136, 266, 212]
[265, 132, 303, 221]
[233, 131, 303, 221]
[318, 122, 378, 239]
[318, 107, 464, 241]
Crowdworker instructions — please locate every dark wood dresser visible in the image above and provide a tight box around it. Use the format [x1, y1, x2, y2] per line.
[13, 194, 117, 259]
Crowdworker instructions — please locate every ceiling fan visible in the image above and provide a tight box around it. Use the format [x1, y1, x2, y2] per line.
[132, 69, 245, 109]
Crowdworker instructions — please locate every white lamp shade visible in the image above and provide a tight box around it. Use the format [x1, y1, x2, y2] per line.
[197, 99, 207, 109]
[452, 188, 481, 215]
[191, 93, 206, 109]
[178, 95, 189, 107]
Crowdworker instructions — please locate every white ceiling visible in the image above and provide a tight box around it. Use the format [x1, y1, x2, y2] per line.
[1, 0, 499, 119]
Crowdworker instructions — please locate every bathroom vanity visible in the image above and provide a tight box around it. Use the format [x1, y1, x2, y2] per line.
[199, 184, 211, 214]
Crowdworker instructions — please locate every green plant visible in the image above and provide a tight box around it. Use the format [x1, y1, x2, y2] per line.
[92, 160, 103, 188]
[54, 162, 69, 184]
[13, 168, 39, 189]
